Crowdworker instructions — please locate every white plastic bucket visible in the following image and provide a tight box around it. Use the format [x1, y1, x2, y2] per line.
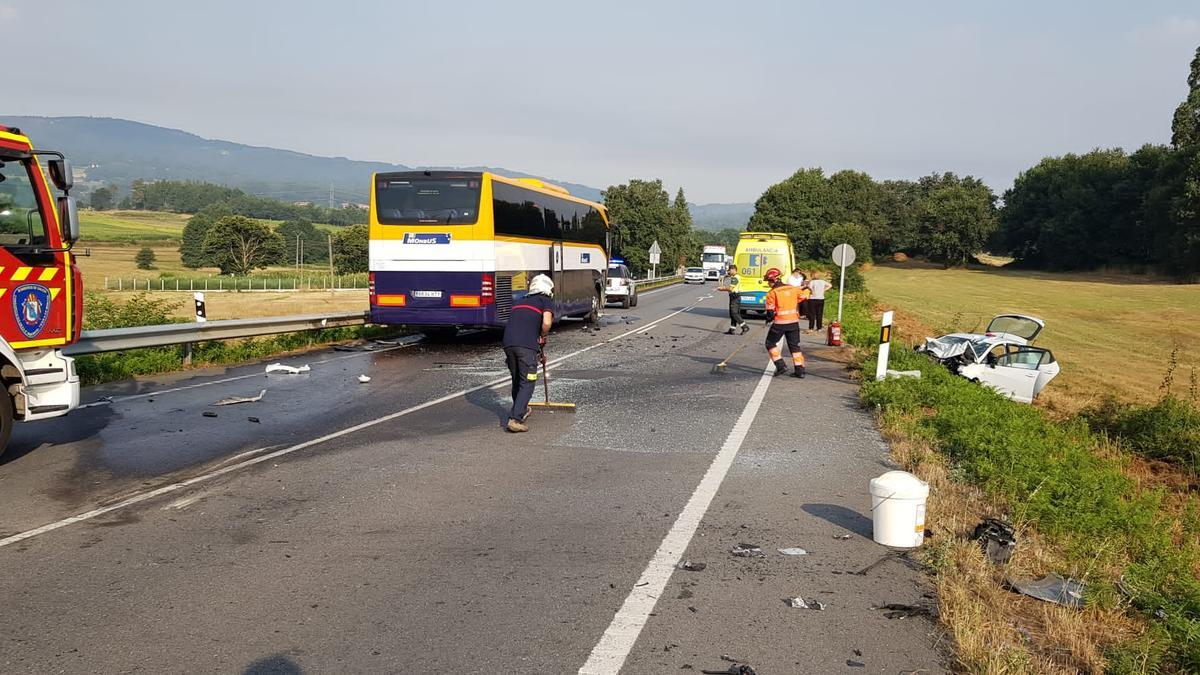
[869, 470, 929, 548]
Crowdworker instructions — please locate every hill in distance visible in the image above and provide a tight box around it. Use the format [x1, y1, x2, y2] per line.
[4, 115, 755, 227]
[3, 116, 605, 204]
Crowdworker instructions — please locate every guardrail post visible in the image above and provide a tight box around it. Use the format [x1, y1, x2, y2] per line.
[118, 278, 123, 291]
[182, 342, 193, 366]
[104, 276, 108, 290]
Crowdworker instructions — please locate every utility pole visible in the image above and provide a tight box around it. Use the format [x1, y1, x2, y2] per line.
[327, 234, 335, 276]
[295, 235, 300, 271]
[329, 182, 335, 210]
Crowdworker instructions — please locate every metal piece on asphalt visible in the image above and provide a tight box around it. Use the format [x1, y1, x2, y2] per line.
[731, 543, 765, 558]
[265, 363, 312, 375]
[676, 560, 707, 572]
[778, 547, 808, 556]
[214, 389, 266, 406]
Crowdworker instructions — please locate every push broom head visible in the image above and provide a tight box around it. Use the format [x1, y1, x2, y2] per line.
[528, 401, 576, 411]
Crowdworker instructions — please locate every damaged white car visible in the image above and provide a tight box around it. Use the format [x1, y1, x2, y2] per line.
[916, 314, 1060, 404]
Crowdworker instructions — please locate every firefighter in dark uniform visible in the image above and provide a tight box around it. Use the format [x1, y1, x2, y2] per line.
[502, 274, 555, 432]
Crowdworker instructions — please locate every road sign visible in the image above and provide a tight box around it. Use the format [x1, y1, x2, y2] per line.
[648, 240, 661, 274]
[831, 243, 856, 267]
[831, 243, 856, 323]
[648, 252, 661, 264]
[648, 240, 661, 255]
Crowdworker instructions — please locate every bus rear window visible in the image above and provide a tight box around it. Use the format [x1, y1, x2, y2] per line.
[375, 177, 481, 225]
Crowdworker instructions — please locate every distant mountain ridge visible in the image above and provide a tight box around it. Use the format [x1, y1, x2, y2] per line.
[2, 116, 605, 204]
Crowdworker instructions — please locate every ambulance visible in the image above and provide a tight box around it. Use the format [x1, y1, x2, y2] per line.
[732, 232, 794, 318]
[0, 123, 83, 455]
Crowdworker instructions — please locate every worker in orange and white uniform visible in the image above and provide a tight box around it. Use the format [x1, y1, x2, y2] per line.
[762, 268, 806, 378]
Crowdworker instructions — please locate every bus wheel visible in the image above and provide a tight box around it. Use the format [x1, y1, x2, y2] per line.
[0, 394, 13, 459]
[586, 291, 601, 324]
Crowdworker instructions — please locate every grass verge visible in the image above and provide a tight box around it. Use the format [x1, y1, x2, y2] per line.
[835, 289, 1200, 673]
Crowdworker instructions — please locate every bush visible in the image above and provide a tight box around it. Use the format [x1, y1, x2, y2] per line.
[1084, 396, 1200, 471]
[135, 247, 156, 270]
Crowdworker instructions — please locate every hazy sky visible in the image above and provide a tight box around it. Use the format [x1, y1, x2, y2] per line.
[4, 1, 1198, 202]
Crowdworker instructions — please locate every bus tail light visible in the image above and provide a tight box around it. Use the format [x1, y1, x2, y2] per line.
[481, 273, 495, 305]
[368, 272, 377, 305]
[450, 294, 482, 308]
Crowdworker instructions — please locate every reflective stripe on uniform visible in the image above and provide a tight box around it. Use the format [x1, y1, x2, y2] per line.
[526, 373, 538, 381]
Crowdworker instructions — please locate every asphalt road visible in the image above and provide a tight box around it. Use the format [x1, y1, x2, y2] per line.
[0, 282, 945, 674]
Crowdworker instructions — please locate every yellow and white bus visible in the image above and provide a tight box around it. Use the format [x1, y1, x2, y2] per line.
[368, 171, 610, 330]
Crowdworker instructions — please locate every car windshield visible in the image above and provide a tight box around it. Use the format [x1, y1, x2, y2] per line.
[608, 266, 627, 278]
[969, 338, 996, 360]
[687, 267, 704, 273]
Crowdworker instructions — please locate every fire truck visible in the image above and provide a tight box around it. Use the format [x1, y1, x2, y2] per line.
[0, 124, 82, 454]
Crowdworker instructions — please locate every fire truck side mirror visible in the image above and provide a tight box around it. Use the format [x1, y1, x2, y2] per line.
[47, 158, 74, 192]
[58, 195, 79, 244]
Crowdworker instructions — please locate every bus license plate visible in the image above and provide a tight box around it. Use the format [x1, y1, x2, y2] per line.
[411, 290, 442, 298]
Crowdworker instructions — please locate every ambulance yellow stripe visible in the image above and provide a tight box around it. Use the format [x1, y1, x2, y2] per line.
[38, 268, 58, 281]
[49, 288, 61, 300]
[11, 267, 32, 281]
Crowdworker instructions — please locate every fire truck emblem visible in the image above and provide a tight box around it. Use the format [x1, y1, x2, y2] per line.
[13, 283, 51, 339]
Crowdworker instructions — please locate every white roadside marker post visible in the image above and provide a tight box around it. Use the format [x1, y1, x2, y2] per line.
[875, 310, 893, 381]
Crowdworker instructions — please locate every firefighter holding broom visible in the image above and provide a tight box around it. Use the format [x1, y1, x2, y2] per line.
[762, 268, 806, 378]
[502, 274, 555, 432]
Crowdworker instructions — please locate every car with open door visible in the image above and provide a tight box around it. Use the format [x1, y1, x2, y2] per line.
[916, 314, 1060, 403]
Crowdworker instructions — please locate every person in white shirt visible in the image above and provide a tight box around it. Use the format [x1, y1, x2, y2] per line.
[786, 268, 806, 287]
[805, 271, 832, 332]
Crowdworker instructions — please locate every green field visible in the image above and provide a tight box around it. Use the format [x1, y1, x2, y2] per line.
[79, 210, 192, 241]
[866, 264, 1200, 411]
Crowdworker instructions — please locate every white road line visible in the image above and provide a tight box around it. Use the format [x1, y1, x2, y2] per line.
[77, 336, 424, 409]
[578, 362, 776, 675]
[0, 300, 701, 550]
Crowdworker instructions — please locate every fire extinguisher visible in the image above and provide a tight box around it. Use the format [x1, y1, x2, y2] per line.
[827, 321, 843, 346]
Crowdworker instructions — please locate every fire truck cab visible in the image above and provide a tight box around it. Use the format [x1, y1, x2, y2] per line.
[0, 124, 82, 454]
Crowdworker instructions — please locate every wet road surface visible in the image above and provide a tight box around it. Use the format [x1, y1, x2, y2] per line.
[0, 282, 945, 674]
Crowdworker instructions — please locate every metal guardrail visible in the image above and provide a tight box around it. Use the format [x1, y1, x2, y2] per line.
[65, 277, 686, 356]
[64, 311, 368, 356]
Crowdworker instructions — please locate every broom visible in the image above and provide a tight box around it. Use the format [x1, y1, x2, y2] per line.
[528, 346, 576, 411]
[713, 321, 770, 374]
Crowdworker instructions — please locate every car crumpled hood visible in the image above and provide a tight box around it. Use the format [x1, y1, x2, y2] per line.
[920, 334, 973, 359]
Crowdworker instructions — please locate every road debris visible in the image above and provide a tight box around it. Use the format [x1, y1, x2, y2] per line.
[874, 603, 935, 619]
[731, 543, 765, 558]
[777, 547, 808, 556]
[784, 597, 826, 610]
[247, 416, 260, 424]
[846, 659, 866, 668]
[676, 560, 707, 572]
[1009, 573, 1085, 608]
[703, 662, 757, 675]
[884, 369, 922, 379]
[358, 375, 371, 383]
[202, 411, 218, 418]
[214, 389, 266, 406]
[265, 363, 311, 375]
[833, 532, 853, 540]
[971, 518, 1017, 565]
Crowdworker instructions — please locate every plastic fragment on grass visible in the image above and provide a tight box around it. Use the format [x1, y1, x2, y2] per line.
[885, 369, 921, 379]
[265, 363, 311, 375]
[970, 518, 1016, 565]
[214, 389, 266, 406]
[1009, 573, 1085, 608]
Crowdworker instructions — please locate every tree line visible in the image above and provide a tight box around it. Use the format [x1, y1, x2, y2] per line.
[745, 169, 997, 267]
[602, 179, 699, 277]
[91, 179, 368, 226]
[994, 46, 1200, 279]
[179, 204, 367, 276]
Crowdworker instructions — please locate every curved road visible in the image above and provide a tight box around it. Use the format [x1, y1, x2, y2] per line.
[0, 283, 944, 674]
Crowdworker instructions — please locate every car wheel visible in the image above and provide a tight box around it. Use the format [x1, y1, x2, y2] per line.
[631, 291, 638, 307]
[621, 294, 631, 309]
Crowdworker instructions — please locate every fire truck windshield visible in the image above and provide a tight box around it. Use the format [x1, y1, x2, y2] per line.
[0, 159, 49, 248]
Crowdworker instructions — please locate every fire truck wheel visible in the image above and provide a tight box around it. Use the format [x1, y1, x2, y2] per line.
[0, 394, 12, 457]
